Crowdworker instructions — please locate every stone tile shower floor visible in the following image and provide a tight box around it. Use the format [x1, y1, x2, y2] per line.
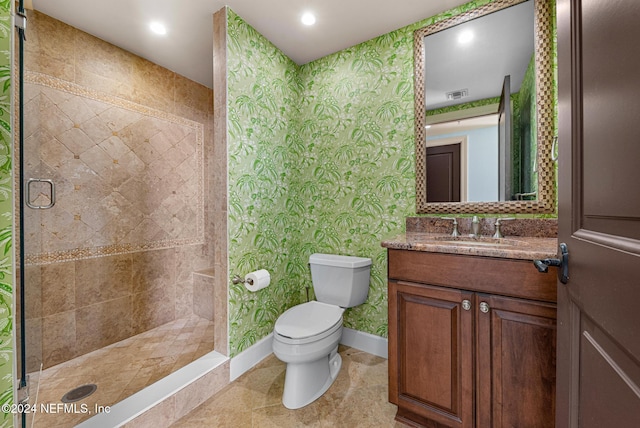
[27, 314, 214, 428]
[172, 346, 404, 428]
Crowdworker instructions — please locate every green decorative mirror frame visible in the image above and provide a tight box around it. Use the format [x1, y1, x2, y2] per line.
[414, 0, 556, 214]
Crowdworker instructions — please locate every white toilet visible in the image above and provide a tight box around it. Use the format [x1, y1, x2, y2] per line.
[272, 253, 372, 409]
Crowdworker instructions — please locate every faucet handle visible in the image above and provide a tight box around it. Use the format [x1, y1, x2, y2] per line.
[470, 216, 481, 238]
[493, 217, 516, 239]
[442, 217, 460, 237]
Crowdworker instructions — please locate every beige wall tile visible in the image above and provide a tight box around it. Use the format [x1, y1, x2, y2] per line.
[213, 275, 228, 355]
[74, 30, 134, 93]
[42, 310, 77, 368]
[22, 266, 42, 319]
[175, 74, 212, 117]
[131, 285, 176, 335]
[175, 280, 195, 319]
[131, 56, 175, 112]
[25, 11, 75, 81]
[24, 318, 43, 372]
[41, 261, 76, 316]
[193, 274, 215, 321]
[75, 254, 132, 307]
[175, 244, 210, 283]
[74, 67, 135, 102]
[75, 296, 132, 355]
[213, 210, 227, 269]
[131, 248, 176, 294]
[211, 17, 229, 353]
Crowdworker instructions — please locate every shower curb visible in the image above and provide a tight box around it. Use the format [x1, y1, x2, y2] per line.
[75, 351, 229, 428]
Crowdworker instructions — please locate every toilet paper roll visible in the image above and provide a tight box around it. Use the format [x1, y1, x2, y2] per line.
[245, 269, 270, 292]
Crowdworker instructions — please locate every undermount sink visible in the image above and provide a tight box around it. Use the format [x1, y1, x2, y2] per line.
[431, 236, 525, 247]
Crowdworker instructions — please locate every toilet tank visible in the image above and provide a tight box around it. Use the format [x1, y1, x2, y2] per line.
[309, 253, 372, 308]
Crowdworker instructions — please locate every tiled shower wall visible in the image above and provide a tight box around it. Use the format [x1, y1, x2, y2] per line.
[22, 10, 221, 371]
[23, 77, 204, 256]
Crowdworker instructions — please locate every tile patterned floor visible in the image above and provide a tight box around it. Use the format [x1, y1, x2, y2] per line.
[172, 346, 404, 428]
[27, 315, 214, 428]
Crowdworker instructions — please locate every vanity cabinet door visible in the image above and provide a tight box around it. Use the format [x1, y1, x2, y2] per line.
[476, 294, 557, 428]
[389, 280, 474, 428]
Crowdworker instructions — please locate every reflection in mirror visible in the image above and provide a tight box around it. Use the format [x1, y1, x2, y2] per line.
[426, 114, 498, 202]
[425, 0, 534, 203]
[414, 0, 556, 214]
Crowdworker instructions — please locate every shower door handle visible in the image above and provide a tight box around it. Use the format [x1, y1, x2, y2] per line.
[26, 178, 56, 209]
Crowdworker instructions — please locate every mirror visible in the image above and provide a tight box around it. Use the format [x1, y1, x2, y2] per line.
[414, 0, 555, 214]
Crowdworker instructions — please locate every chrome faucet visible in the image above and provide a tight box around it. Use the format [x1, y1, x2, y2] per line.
[493, 218, 516, 239]
[442, 217, 460, 237]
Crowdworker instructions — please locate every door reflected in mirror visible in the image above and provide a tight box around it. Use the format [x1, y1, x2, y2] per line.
[426, 114, 497, 202]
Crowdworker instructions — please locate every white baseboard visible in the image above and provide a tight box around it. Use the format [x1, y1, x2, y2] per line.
[230, 333, 274, 381]
[340, 327, 388, 359]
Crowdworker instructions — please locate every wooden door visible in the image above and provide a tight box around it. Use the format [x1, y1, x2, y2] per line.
[388, 280, 473, 428]
[426, 143, 461, 202]
[557, 0, 640, 426]
[476, 294, 556, 428]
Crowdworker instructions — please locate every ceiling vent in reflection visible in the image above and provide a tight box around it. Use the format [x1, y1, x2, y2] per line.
[445, 89, 469, 100]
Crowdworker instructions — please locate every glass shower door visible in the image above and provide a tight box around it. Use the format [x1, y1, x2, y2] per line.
[15, 2, 54, 426]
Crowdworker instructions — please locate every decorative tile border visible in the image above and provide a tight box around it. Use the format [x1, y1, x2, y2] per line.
[25, 237, 205, 265]
[24, 72, 206, 265]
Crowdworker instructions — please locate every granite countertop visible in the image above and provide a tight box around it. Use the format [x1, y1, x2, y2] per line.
[382, 217, 559, 261]
[381, 232, 558, 261]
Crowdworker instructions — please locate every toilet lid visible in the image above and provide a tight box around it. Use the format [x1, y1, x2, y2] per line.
[275, 301, 344, 339]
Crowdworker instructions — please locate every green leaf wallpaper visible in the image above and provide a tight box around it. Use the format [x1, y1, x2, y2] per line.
[227, 10, 306, 355]
[225, 0, 500, 357]
[0, 0, 12, 425]
[293, 28, 419, 337]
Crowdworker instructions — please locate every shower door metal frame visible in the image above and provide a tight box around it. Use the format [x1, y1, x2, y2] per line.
[15, 1, 30, 426]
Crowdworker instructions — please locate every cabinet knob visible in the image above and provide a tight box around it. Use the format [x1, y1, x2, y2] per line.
[479, 302, 490, 313]
[462, 299, 471, 311]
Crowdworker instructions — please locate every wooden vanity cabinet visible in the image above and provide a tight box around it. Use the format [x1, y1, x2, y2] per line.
[388, 249, 557, 428]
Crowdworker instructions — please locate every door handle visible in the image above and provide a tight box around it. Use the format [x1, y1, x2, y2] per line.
[26, 178, 56, 209]
[533, 243, 569, 284]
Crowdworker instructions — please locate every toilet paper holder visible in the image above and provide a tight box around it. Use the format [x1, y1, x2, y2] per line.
[232, 274, 254, 286]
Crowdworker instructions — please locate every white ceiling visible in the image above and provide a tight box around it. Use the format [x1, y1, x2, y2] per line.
[30, 0, 471, 89]
[424, 0, 534, 109]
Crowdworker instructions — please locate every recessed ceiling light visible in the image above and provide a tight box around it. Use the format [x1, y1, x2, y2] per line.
[301, 12, 316, 26]
[149, 22, 167, 35]
[458, 30, 473, 44]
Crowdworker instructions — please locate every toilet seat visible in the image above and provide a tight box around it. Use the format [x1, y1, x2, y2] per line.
[274, 301, 344, 341]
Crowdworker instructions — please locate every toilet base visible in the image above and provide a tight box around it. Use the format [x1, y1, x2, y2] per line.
[282, 345, 341, 409]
